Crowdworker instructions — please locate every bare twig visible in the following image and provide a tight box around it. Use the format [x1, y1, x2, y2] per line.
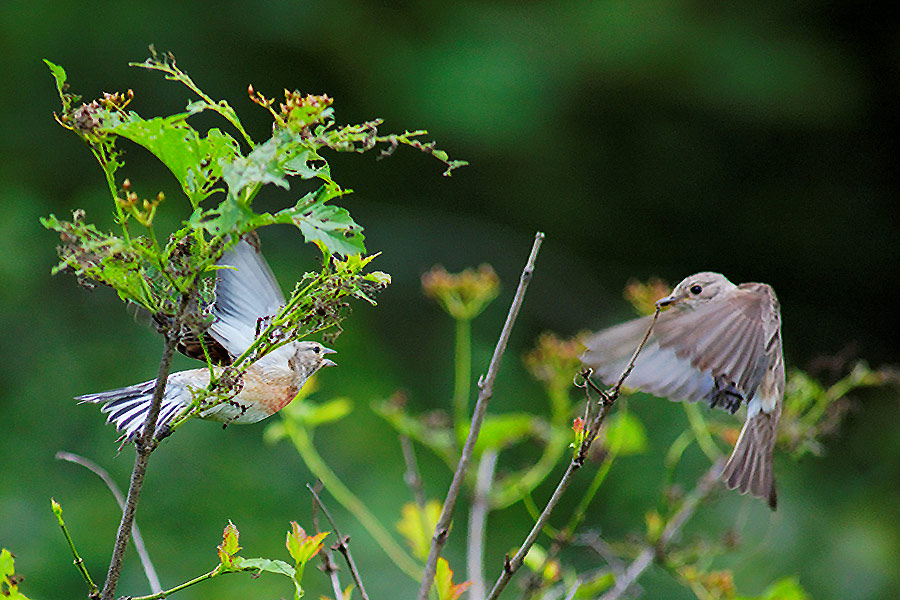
[416, 232, 545, 600]
[485, 310, 659, 600]
[467, 450, 498, 600]
[486, 455, 580, 600]
[599, 461, 723, 600]
[56, 452, 162, 594]
[101, 291, 194, 600]
[612, 307, 660, 396]
[311, 482, 345, 600]
[400, 435, 428, 511]
[307, 483, 371, 600]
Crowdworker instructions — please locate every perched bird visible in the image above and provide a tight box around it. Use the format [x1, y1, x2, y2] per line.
[78, 237, 336, 441]
[583, 272, 784, 509]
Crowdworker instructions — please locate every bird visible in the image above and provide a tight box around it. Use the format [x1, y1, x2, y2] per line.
[582, 272, 784, 509]
[77, 235, 337, 441]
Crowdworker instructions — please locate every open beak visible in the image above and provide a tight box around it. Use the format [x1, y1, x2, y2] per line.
[321, 346, 337, 368]
[655, 293, 678, 308]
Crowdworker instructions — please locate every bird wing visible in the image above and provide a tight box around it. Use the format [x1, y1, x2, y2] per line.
[209, 236, 286, 358]
[582, 314, 717, 403]
[653, 283, 780, 401]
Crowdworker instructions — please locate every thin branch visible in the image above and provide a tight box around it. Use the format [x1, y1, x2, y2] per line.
[128, 567, 222, 600]
[416, 231, 545, 600]
[307, 483, 372, 600]
[467, 449, 498, 600]
[612, 307, 660, 396]
[400, 435, 428, 511]
[101, 291, 194, 600]
[485, 309, 659, 600]
[485, 454, 580, 600]
[51, 498, 99, 598]
[599, 461, 723, 600]
[311, 482, 345, 600]
[56, 452, 162, 594]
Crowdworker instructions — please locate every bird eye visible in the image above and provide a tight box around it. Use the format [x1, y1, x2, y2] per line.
[312, 345, 320, 354]
[690, 284, 702, 295]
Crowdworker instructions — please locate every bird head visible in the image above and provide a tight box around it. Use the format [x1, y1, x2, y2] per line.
[655, 272, 736, 309]
[288, 341, 337, 379]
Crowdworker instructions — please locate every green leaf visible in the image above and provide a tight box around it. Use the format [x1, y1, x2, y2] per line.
[738, 576, 810, 600]
[237, 557, 295, 577]
[188, 198, 273, 237]
[224, 135, 289, 194]
[109, 114, 240, 205]
[574, 573, 615, 598]
[286, 522, 328, 565]
[471, 413, 539, 454]
[44, 59, 68, 95]
[273, 185, 364, 256]
[217, 521, 242, 569]
[434, 558, 472, 600]
[296, 398, 354, 428]
[1, 549, 30, 600]
[283, 148, 328, 180]
[290, 202, 365, 256]
[604, 411, 648, 456]
[396, 500, 442, 560]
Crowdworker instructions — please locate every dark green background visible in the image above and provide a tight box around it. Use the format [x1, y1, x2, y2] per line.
[2, 2, 898, 599]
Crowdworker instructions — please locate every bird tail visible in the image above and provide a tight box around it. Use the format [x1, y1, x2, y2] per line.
[721, 411, 778, 510]
[77, 379, 184, 441]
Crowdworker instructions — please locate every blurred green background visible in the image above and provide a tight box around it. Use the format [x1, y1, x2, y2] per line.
[2, 1, 899, 599]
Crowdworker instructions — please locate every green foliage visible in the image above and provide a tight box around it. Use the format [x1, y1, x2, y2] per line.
[1, 549, 30, 600]
[434, 558, 471, 600]
[41, 50, 467, 432]
[110, 115, 240, 205]
[286, 522, 329, 599]
[743, 577, 810, 600]
[396, 500, 442, 561]
[602, 410, 648, 456]
[521, 544, 561, 587]
[206, 520, 328, 599]
[38, 50, 466, 599]
[471, 413, 539, 454]
[779, 362, 898, 458]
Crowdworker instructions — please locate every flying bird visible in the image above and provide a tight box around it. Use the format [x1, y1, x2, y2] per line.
[583, 272, 784, 509]
[78, 236, 336, 441]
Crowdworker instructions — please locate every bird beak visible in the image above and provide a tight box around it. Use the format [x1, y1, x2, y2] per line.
[655, 293, 677, 308]
[321, 346, 337, 368]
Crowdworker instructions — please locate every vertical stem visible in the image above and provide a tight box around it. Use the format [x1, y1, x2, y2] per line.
[467, 450, 498, 600]
[100, 330, 179, 600]
[100, 290, 195, 600]
[453, 318, 473, 433]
